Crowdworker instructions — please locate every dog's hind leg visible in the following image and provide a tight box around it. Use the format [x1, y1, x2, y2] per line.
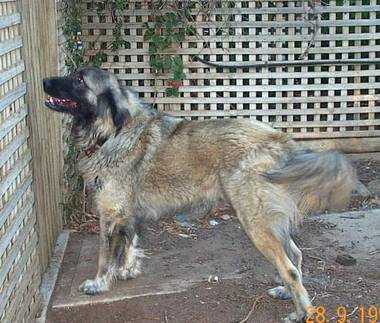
[289, 239, 302, 277]
[223, 177, 312, 322]
[79, 217, 121, 295]
[253, 232, 310, 322]
[117, 234, 145, 280]
[268, 239, 302, 301]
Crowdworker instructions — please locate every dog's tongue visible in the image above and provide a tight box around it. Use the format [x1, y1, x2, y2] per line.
[47, 96, 78, 108]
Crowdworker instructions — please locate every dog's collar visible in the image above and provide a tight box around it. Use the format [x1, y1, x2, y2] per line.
[83, 137, 107, 158]
[83, 144, 99, 158]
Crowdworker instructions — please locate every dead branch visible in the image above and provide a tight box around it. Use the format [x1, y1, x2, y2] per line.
[238, 294, 265, 323]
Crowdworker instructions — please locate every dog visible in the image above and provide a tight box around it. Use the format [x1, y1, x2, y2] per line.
[43, 66, 356, 322]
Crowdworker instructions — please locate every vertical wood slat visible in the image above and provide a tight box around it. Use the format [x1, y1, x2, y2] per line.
[1, 0, 62, 321]
[0, 0, 63, 321]
[19, 0, 64, 270]
[0, 0, 37, 321]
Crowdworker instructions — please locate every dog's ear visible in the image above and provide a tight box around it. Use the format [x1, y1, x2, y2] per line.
[108, 87, 131, 130]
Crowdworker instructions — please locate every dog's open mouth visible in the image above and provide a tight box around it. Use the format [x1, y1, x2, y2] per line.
[45, 96, 79, 109]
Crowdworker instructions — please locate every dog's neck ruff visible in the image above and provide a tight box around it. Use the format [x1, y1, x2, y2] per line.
[77, 117, 149, 181]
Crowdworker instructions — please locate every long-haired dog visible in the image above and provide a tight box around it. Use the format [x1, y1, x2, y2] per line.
[43, 67, 355, 322]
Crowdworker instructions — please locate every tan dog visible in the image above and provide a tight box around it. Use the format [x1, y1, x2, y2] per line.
[43, 67, 356, 322]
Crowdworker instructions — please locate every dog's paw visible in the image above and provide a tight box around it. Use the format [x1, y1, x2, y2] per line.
[267, 286, 292, 300]
[79, 279, 100, 295]
[282, 312, 305, 323]
[79, 279, 109, 295]
[282, 312, 304, 323]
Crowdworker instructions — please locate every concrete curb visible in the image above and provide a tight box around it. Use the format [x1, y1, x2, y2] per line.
[52, 273, 243, 308]
[35, 230, 70, 323]
[348, 152, 380, 161]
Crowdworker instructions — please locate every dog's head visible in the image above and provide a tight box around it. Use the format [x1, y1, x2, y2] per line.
[43, 66, 132, 129]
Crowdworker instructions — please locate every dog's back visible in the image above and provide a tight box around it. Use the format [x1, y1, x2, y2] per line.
[149, 117, 294, 173]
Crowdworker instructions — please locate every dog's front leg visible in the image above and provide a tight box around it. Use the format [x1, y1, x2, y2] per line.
[79, 217, 120, 295]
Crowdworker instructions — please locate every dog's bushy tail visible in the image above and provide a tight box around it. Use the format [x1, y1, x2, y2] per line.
[264, 151, 356, 219]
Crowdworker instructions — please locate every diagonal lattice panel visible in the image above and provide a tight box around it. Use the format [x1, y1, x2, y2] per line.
[81, 0, 380, 139]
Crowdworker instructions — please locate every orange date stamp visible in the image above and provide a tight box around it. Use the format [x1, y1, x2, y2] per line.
[305, 305, 380, 323]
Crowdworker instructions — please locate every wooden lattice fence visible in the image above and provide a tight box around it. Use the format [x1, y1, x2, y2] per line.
[81, 0, 380, 141]
[0, 0, 63, 322]
[0, 2, 40, 321]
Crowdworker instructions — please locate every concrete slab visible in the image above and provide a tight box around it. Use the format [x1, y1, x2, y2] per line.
[36, 231, 70, 323]
[51, 221, 274, 309]
[313, 209, 380, 263]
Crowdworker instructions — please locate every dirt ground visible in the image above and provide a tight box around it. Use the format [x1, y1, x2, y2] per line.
[47, 158, 380, 323]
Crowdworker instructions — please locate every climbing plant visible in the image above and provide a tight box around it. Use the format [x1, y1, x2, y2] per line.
[142, 1, 230, 96]
[143, 10, 190, 97]
[62, 0, 194, 96]
[62, 0, 84, 72]
[62, 1, 318, 93]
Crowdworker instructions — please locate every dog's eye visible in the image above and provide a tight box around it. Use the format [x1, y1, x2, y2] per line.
[77, 75, 84, 84]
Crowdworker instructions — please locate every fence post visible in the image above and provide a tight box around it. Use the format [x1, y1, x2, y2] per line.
[19, 0, 64, 271]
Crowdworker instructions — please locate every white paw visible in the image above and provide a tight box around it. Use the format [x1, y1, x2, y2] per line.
[282, 312, 305, 323]
[267, 286, 292, 300]
[79, 278, 109, 295]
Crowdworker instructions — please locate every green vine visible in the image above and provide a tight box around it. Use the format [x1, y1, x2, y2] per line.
[62, 0, 196, 95]
[143, 10, 190, 97]
[60, 0, 84, 226]
[62, 0, 84, 72]
[62, 136, 84, 225]
[96, 0, 129, 50]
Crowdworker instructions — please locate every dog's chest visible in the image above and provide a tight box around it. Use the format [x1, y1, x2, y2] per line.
[92, 174, 136, 216]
